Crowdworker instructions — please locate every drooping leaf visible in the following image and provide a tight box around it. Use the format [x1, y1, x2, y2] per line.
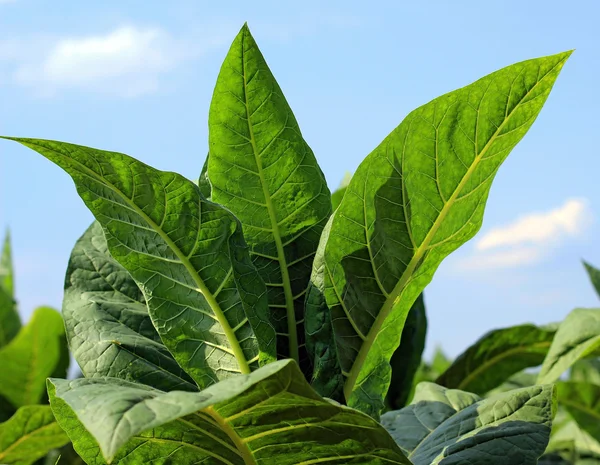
[63, 221, 196, 392]
[386, 293, 427, 410]
[571, 359, 600, 385]
[436, 323, 556, 394]
[584, 261, 600, 300]
[208, 24, 331, 369]
[381, 382, 556, 465]
[557, 382, 600, 443]
[2, 137, 277, 389]
[0, 405, 69, 465]
[49, 359, 410, 465]
[331, 172, 352, 210]
[538, 309, 600, 385]
[0, 306, 66, 407]
[0, 230, 20, 348]
[308, 50, 571, 416]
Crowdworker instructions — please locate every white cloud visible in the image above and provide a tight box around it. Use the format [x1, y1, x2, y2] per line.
[456, 247, 543, 271]
[476, 198, 591, 251]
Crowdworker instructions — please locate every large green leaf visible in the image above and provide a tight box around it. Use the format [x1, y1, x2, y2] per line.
[2, 138, 277, 389]
[584, 261, 600, 300]
[0, 230, 20, 348]
[63, 221, 196, 392]
[557, 382, 600, 443]
[308, 51, 571, 416]
[436, 323, 556, 394]
[386, 294, 427, 410]
[381, 382, 555, 465]
[208, 24, 331, 369]
[0, 306, 66, 407]
[49, 359, 410, 465]
[538, 309, 600, 385]
[0, 405, 69, 465]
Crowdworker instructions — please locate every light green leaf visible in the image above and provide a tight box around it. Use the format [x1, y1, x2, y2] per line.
[208, 24, 331, 369]
[0, 229, 14, 296]
[557, 382, 600, 443]
[381, 382, 555, 465]
[2, 137, 277, 389]
[331, 172, 353, 210]
[485, 371, 538, 396]
[63, 221, 196, 392]
[436, 323, 555, 394]
[309, 50, 571, 416]
[0, 306, 66, 407]
[538, 309, 600, 384]
[0, 405, 69, 465]
[0, 230, 20, 348]
[49, 359, 410, 465]
[584, 261, 600, 300]
[198, 154, 211, 199]
[571, 359, 600, 385]
[547, 414, 600, 464]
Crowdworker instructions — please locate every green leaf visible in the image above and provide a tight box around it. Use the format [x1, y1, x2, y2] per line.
[386, 294, 427, 410]
[2, 137, 277, 389]
[557, 382, 600, 443]
[331, 172, 352, 210]
[485, 371, 538, 396]
[0, 405, 69, 465]
[198, 154, 212, 199]
[571, 359, 600, 385]
[63, 221, 196, 392]
[381, 382, 556, 465]
[538, 309, 600, 384]
[1, 228, 14, 296]
[584, 261, 600, 300]
[0, 306, 66, 407]
[0, 230, 20, 348]
[208, 24, 332, 369]
[309, 50, 571, 416]
[436, 323, 556, 394]
[547, 415, 600, 464]
[49, 359, 410, 465]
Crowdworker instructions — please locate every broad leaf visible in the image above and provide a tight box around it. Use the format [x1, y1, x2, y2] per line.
[381, 382, 555, 465]
[538, 309, 600, 384]
[0, 306, 66, 407]
[331, 172, 352, 210]
[0, 230, 20, 348]
[386, 294, 427, 410]
[63, 221, 196, 392]
[584, 261, 600, 300]
[208, 24, 331, 369]
[436, 323, 555, 394]
[557, 382, 600, 443]
[0, 405, 69, 465]
[49, 359, 410, 465]
[3, 138, 277, 389]
[309, 50, 571, 416]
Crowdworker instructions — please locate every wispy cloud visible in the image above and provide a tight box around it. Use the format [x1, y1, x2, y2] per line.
[456, 198, 592, 271]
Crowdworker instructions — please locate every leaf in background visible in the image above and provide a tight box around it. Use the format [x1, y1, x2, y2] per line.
[386, 294, 427, 410]
[381, 382, 555, 465]
[537, 452, 573, 464]
[49, 360, 410, 465]
[3, 138, 277, 389]
[63, 221, 196, 392]
[0, 405, 69, 465]
[208, 24, 331, 370]
[331, 172, 352, 210]
[571, 359, 600, 385]
[198, 154, 211, 199]
[0, 307, 66, 407]
[538, 309, 600, 384]
[584, 261, 600, 300]
[436, 323, 555, 394]
[485, 371, 538, 396]
[547, 414, 600, 464]
[557, 382, 600, 444]
[308, 50, 571, 416]
[0, 230, 20, 348]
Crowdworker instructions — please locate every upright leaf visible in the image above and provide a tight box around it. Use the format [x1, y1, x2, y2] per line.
[331, 172, 353, 210]
[198, 154, 211, 199]
[381, 382, 556, 465]
[0, 229, 14, 295]
[309, 51, 571, 416]
[557, 382, 600, 443]
[63, 221, 196, 392]
[208, 24, 331, 368]
[0, 405, 69, 465]
[49, 360, 410, 465]
[3, 138, 277, 389]
[584, 261, 600, 300]
[538, 308, 600, 384]
[0, 230, 20, 348]
[436, 323, 556, 394]
[0, 306, 66, 407]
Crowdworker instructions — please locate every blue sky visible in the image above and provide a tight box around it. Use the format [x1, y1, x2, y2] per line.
[0, 0, 598, 360]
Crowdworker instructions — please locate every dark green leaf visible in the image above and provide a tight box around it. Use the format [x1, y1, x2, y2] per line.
[309, 50, 571, 416]
[63, 221, 196, 391]
[2, 137, 277, 389]
[49, 359, 410, 465]
[208, 24, 331, 369]
[584, 261, 600, 300]
[381, 382, 555, 465]
[436, 323, 555, 394]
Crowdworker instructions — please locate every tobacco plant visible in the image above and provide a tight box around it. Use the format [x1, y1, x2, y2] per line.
[1, 24, 572, 464]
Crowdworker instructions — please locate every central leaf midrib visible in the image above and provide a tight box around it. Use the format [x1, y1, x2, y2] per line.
[206, 406, 256, 465]
[240, 30, 299, 364]
[24, 141, 251, 375]
[343, 58, 566, 399]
